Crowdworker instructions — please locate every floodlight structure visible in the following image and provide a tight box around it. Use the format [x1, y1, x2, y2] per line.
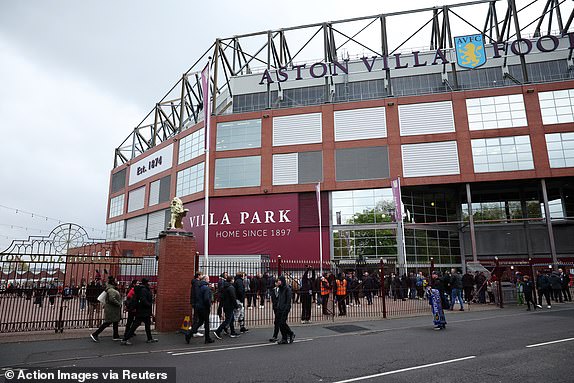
[114, 0, 574, 167]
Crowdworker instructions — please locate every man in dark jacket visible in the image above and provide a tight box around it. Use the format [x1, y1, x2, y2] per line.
[248, 274, 259, 308]
[559, 268, 572, 302]
[549, 271, 563, 303]
[523, 275, 536, 311]
[449, 268, 464, 311]
[185, 275, 214, 344]
[234, 272, 249, 333]
[475, 272, 487, 304]
[363, 272, 375, 305]
[462, 271, 475, 303]
[188, 271, 204, 339]
[213, 276, 240, 339]
[121, 278, 157, 345]
[276, 275, 295, 344]
[536, 270, 552, 309]
[300, 266, 315, 323]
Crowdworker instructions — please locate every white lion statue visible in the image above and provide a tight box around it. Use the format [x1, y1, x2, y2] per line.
[168, 197, 189, 230]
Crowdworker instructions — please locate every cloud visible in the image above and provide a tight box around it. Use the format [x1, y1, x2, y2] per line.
[0, 36, 145, 250]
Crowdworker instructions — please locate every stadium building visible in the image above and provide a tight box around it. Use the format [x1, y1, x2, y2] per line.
[106, 0, 574, 271]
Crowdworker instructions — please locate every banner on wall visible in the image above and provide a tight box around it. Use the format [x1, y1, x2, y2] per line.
[182, 193, 330, 261]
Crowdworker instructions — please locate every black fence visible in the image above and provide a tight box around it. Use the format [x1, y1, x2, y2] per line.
[0, 254, 157, 333]
[194, 258, 499, 330]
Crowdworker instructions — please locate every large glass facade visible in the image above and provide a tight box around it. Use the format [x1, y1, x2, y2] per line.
[331, 188, 396, 260]
[331, 187, 461, 267]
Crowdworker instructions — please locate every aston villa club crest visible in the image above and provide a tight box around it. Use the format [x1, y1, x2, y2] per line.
[454, 34, 486, 69]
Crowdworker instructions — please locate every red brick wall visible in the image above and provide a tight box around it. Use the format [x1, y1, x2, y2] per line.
[155, 232, 196, 332]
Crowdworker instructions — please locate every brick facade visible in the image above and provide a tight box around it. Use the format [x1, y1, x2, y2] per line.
[154, 231, 196, 332]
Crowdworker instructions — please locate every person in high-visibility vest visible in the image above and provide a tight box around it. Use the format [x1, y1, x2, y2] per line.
[335, 274, 347, 316]
[320, 272, 332, 315]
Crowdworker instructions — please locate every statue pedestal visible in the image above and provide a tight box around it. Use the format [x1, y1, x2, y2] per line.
[155, 231, 196, 332]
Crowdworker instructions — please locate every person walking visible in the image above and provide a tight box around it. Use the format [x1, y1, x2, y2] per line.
[213, 275, 240, 340]
[185, 275, 214, 344]
[121, 278, 157, 345]
[536, 270, 552, 309]
[559, 268, 572, 302]
[449, 268, 464, 311]
[122, 280, 138, 339]
[269, 279, 280, 342]
[522, 275, 536, 311]
[233, 271, 249, 333]
[276, 275, 295, 344]
[90, 276, 122, 342]
[426, 285, 446, 330]
[549, 271, 563, 303]
[188, 271, 204, 339]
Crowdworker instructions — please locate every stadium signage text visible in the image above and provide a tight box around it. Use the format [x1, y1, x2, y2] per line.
[188, 209, 292, 227]
[258, 33, 574, 85]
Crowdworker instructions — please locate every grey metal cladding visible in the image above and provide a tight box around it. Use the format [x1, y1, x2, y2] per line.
[159, 175, 171, 203]
[111, 168, 127, 194]
[298, 151, 323, 184]
[335, 146, 389, 181]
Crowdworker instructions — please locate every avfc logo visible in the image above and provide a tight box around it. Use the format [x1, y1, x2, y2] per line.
[454, 34, 486, 69]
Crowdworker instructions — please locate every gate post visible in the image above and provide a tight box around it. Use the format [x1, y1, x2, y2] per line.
[495, 257, 504, 308]
[155, 231, 196, 332]
[380, 258, 387, 319]
[277, 255, 282, 276]
[529, 257, 537, 304]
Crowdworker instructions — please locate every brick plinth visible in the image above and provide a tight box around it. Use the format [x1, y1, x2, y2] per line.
[155, 231, 196, 332]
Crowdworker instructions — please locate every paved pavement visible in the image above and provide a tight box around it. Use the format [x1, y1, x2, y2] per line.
[1, 303, 573, 382]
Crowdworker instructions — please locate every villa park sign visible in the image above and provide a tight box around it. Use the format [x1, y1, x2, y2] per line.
[258, 33, 574, 85]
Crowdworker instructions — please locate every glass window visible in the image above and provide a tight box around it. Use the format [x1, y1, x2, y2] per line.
[178, 128, 205, 164]
[332, 188, 394, 225]
[216, 119, 261, 151]
[106, 220, 125, 241]
[176, 162, 204, 196]
[109, 194, 125, 218]
[215, 156, 261, 189]
[466, 94, 527, 130]
[539, 88, 574, 125]
[111, 168, 127, 194]
[546, 132, 574, 168]
[472, 136, 533, 173]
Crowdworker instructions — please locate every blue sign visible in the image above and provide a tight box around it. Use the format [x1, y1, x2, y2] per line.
[454, 34, 486, 69]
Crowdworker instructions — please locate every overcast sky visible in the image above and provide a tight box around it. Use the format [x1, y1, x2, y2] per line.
[0, 0, 554, 251]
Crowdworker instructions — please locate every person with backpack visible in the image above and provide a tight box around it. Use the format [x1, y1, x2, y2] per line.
[121, 278, 157, 345]
[122, 280, 138, 339]
[90, 276, 122, 342]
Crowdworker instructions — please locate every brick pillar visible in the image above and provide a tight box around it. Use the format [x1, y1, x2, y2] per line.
[155, 231, 196, 332]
